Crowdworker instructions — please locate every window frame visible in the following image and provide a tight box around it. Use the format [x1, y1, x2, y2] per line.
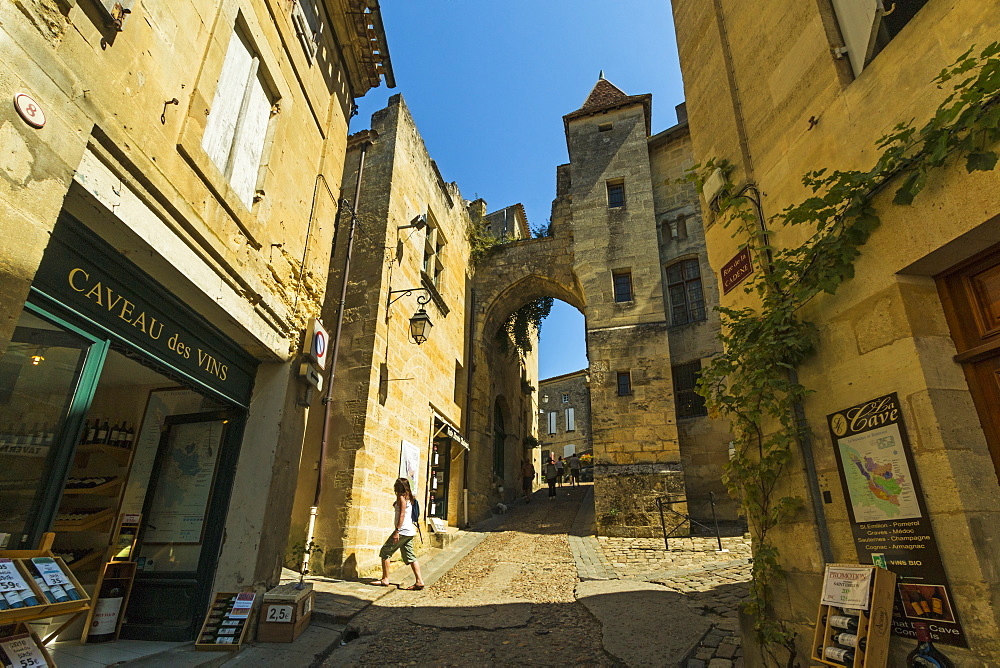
[547, 411, 557, 435]
[561, 393, 569, 404]
[607, 179, 626, 209]
[613, 270, 633, 303]
[616, 371, 632, 397]
[422, 211, 445, 289]
[666, 258, 706, 326]
[566, 407, 576, 432]
[831, 0, 930, 77]
[673, 360, 708, 419]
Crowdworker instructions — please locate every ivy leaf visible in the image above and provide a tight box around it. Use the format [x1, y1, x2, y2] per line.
[966, 151, 998, 172]
[892, 170, 927, 205]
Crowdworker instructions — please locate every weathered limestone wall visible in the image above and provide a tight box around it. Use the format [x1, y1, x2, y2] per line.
[539, 369, 592, 459]
[672, 0, 1000, 660]
[649, 124, 736, 521]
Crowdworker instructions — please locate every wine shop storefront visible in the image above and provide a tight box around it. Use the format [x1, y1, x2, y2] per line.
[0, 213, 259, 642]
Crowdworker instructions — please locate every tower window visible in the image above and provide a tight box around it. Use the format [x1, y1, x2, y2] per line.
[616, 371, 632, 396]
[666, 259, 705, 326]
[673, 361, 707, 419]
[607, 180, 625, 209]
[613, 271, 633, 303]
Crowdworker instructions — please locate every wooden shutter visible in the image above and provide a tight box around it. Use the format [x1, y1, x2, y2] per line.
[229, 70, 272, 207]
[566, 407, 575, 432]
[547, 411, 557, 435]
[830, 0, 884, 76]
[202, 30, 253, 172]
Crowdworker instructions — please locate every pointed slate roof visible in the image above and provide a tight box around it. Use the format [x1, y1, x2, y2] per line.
[563, 75, 652, 134]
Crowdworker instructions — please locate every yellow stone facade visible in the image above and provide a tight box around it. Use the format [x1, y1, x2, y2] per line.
[672, 0, 1000, 662]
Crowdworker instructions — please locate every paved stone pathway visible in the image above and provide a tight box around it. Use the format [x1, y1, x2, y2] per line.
[324, 484, 752, 667]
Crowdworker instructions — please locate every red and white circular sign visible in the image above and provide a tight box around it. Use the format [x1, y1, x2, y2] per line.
[14, 93, 46, 128]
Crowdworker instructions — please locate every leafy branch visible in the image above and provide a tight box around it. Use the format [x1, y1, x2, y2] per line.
[687, 43, 1000, 662]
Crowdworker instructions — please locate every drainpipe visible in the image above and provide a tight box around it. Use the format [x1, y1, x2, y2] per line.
[303, 137, 370, 573]
[462, 289, 476, 528]
[737, 184, 834, 565]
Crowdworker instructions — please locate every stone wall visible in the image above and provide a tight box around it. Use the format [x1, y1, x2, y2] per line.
[539, 369, 592, 460]
[671, 0, 1000, 661]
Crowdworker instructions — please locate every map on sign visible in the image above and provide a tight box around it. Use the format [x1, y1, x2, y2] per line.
[837, 424, 921, 522]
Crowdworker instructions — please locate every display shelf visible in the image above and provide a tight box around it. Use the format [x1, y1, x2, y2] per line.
[811, 564, 896, 668]
[53, 507, 116, 531]
[195, 592, 255, 651]
[0, 533, 91, 630]
[62, 478, 122, 496]
[76, 443, 132, 458]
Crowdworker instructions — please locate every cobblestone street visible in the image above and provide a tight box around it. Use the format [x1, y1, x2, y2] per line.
[324, 484, 751, 667]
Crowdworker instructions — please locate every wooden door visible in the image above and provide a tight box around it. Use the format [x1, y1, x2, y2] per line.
[937, 244, 1000, 482]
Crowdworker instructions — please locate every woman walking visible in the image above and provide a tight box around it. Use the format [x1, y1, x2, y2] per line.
[374, 477, 425, 590]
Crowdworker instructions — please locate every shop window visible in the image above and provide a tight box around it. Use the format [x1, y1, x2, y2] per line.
[547, 411, 557, 435]
[566, 407, 576, 432]
[422, 212, 445, 289]
[673, 361, 707, 419]
[613, 271, 633, 302]
[617, 371, 632, 396]
[201, 24, 277, 208]
[607, 179, 625, 209]
[291, 0, 322, 62]
[831, 0, 930, 77]
[667, 259, 706, 326]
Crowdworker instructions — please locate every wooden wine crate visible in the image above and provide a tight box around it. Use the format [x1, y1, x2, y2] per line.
[811, 564, 896, 668]
[0, 551, 91, 626]
[195, 591, 255, 651]
[0, 622, 56, 667]
[256, 583, 313, 643]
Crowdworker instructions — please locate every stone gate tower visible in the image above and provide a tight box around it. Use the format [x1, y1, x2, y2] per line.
[556, 77, 685, 534]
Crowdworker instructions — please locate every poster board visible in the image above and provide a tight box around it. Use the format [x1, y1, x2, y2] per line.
[827, 393, 966, 647]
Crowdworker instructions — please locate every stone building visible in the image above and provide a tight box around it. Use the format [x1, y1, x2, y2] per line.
[672, 0, 1000, 662]
[289, 95, 540, 577]
[471, 77, 735, 534]
[539, 368, 593, 462]
[0, 0, 390, 641]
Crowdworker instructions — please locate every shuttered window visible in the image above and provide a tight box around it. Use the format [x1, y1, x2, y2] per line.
[566, 407, 576, 432]
[547, 411, 557, 435]
[291, 0, 321, 62]
[831, 0, 930, 77]
[202, 27, 274, 208]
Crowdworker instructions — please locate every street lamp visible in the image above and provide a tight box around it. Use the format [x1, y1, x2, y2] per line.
[387, 287, 433, 345]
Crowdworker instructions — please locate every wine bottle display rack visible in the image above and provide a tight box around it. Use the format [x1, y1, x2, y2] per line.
[0, 533, 91, 630]
[195, 592, 255, 651]
[812, 564, 896, 668]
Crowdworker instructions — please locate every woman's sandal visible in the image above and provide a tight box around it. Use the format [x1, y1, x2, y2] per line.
[401, 584, 424, 591]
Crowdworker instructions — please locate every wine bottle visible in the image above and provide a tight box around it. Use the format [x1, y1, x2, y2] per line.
[833, 632, 866, 651]
[26, 560, 69, 602]
[86, 418, 98, 444]
[430, 494, 437, 515]
[2, 588, 26, 609]
[825, 614, 860, 632]
[433, 445, 439, 466]
[824, 645, 855, 665]
[87, 580, 125, 642]
[97, 420, 109, 443]
[431, 473, 438, 490]
[124, 424, 135, 449]
[109, 422, 121, 447]
[906, 622, 955, 667]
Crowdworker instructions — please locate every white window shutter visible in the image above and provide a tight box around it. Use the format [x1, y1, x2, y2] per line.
[202, 30, 253, 172]
[566, 408, 575, 432]
[831, 0, 884, 76]
[229, 71, 271, 207]
[547, 411, 557, 435]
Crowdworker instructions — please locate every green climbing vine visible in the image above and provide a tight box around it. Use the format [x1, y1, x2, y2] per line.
[686, 43, 1000, 662]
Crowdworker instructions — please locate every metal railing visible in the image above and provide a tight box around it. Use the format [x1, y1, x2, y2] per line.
[655, 492, 724, 551]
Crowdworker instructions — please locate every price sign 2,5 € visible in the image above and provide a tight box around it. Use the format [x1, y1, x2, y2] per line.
[265, 604, 293, 623]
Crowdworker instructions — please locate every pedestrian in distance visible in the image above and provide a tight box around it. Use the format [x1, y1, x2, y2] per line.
[556, 456, 565, 487]
[520, 459, 535, 503]
[544, 457, 558, 499]
[568, 452, 581, 487]
[373, 477, 425, 590]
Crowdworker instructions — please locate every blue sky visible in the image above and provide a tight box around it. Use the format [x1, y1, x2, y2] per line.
[352, 2, 685, 379]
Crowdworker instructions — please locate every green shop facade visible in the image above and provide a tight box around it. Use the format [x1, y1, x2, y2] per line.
[1, 214, 259, 640]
